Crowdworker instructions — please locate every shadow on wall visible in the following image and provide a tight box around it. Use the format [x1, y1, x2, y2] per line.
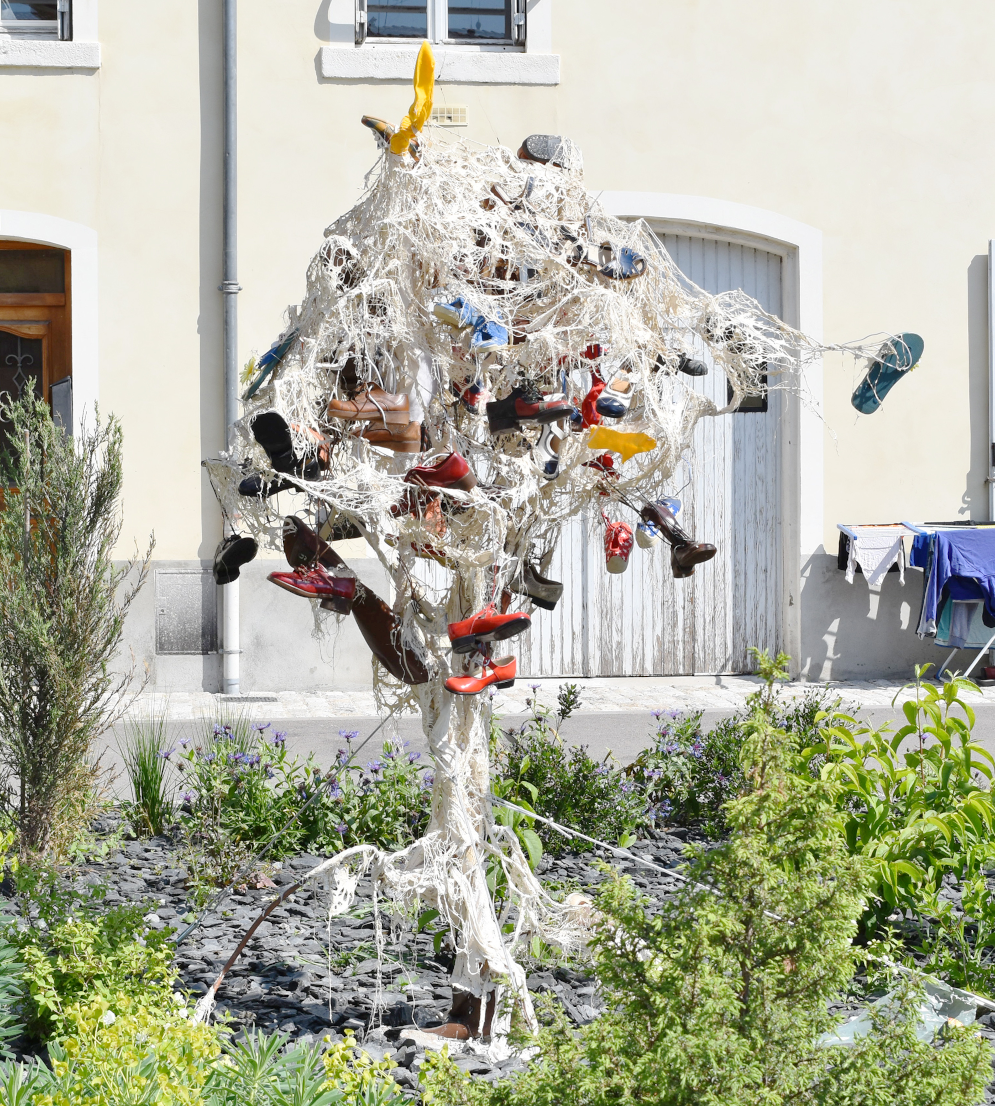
[799, 553, 986, 681]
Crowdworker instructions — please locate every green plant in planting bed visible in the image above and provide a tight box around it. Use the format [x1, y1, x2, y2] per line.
[175, 721, 434, 871]
[803, 665, 995, 990]
[628, 693, 844, 839]
[4, 859, 177, 1043]
[423, 713, 993, 1106]
[119, 710, 175, 838]
[493, 684, 642, 857]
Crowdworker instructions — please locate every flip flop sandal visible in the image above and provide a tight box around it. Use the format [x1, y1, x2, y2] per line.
[242, 329, 299, 400]
[595, 371, 635, 419]
[517, 134, 574, 168]
[851, 332, 924, 414]
[597, 243, 648, 280]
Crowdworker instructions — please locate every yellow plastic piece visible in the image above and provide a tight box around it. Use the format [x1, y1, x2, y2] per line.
[587, 426, 657, 463]
[390, 40, 435, 155]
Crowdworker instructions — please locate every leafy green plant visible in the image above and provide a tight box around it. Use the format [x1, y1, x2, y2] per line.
[120, 710, 176, 838]
[494, 684, 642, 856]
[0, 393, 153, 857]
[175, 722, 433, 892]
[0, 925, 24, 1060]
[423, 713, 993, 1106]
[629, 687, 844, 838]
[5, 860, 176, 1042]
[748, 644, 791, 712]
[804, 668, 995, 988]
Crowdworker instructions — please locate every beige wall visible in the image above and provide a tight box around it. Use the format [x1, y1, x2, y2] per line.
[1, 0, 994, 679]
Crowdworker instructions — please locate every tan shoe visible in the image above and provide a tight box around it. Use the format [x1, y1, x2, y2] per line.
[327, 385, 410, 425]
[357, 419, 422, 453]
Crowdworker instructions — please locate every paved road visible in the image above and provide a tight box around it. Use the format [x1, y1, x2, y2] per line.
[99, 698, 995, 798]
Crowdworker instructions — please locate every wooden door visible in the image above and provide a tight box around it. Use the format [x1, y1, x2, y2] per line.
[0, 241, 72, 445]
[518, 233, 784, 677]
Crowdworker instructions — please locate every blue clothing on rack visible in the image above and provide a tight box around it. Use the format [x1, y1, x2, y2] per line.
[910, 532, 932, 569]
[919, 530, 995, 636]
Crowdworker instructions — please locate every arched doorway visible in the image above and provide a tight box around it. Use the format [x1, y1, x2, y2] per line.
[0, 240, 72, 444]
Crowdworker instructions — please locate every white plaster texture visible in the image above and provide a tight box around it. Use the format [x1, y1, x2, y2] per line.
[0, 38, 99, 67]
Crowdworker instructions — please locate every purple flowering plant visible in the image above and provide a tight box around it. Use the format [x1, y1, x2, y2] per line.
[175, 715, 434, 871]
[491, 681, 643, 859]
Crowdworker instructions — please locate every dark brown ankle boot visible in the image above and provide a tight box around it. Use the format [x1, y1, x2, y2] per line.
[640, 503, 717, 578]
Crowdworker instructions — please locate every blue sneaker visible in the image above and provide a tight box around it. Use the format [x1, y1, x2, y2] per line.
[636, 520, 663, 549]
[433, 297, 477, 329]
[470, 317, 509, 354]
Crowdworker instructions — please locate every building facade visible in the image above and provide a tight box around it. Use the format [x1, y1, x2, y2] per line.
[1, 0, 991, 689]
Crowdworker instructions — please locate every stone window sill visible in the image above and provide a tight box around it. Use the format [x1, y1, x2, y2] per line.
[320, 45, 558, 85]
[0, 38, 100, 68]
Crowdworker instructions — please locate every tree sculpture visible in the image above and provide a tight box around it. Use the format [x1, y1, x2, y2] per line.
[205, 43, 877, 1040]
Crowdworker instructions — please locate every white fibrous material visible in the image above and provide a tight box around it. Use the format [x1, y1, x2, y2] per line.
[204, 131, 877, 1036]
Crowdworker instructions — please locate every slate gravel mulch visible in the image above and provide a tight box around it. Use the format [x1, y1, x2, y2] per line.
[8, 818, 995, 1100]
[0, 816, 692, 1091]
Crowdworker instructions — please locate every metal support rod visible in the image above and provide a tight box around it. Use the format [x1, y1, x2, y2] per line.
[221, 0, 241, 697]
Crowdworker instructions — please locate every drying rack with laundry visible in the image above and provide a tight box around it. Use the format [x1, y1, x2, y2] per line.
[837, 521, 995, 682]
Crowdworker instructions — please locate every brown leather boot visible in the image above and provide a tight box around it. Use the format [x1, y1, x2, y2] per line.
[639, 502, 717, 578]
[282, 516, 430, 685]
[422, 989, 496, 1040]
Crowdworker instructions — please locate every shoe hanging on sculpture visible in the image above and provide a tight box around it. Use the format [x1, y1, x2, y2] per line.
[851, 333, 924, 414]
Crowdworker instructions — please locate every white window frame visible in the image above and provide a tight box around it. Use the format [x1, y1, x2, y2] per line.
[324, 0, 555, 85]
[0, 0, 97, 67]
[0, 0, 67, 40]
[357, 0, 524, 49]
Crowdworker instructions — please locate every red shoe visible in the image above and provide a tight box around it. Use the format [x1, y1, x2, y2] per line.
[579, 376, 605, 430]
[584, 452, 618, 478]
[268, 564, 357, 609]
[445, 655, 517, 695]
[604, 519, 634, 574]
[447, 603, 531, 654]
[405, 451, 477, 492]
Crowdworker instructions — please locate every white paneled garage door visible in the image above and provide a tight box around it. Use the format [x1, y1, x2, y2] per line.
[518, 232, 784, 677]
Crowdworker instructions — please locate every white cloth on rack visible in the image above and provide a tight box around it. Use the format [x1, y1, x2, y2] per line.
[845, 525, 912, 587]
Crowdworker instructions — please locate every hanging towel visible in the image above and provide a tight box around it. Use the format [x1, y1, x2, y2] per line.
[919, 529, 995, 636]
[845, 526, 910, 587]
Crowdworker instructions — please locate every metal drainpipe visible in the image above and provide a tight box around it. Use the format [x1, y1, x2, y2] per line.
[220, 0, 241, 698]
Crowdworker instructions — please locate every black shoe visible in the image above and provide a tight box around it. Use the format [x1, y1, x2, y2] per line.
[655, 352, 708, 377]
[238, 473, 297, 498]
[485, 387, 574, 434]
[251, 412, 322, 480]
[213, 533, 258, 585]
[678, 353, 708, 377]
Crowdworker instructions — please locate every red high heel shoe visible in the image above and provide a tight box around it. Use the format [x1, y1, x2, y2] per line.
[445, 655, 517, 695]
[447, 603, 531, 654]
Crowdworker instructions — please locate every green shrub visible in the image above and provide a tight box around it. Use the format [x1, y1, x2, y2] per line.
[0, 393, 152, 857]
[630, 686, 848, 838]
[493, 685, 643, 856]
[423, 713, 993, 1106]
[803, 666, 995, 990]
[176, 722, 433, 890]
[2, 1000, 405, 1105]
[5, 860, 177, 1042]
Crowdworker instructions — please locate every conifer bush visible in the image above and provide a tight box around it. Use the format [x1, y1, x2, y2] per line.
[423, 713, 993, 1106]
[0, 394, 152, 856]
